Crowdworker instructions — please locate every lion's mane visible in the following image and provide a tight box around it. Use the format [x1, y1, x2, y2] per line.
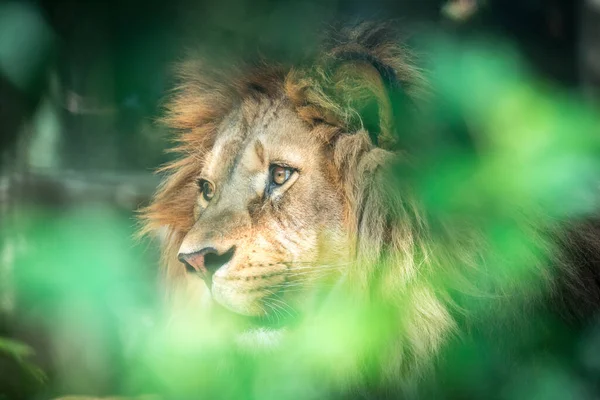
[140, 21, 600, 394]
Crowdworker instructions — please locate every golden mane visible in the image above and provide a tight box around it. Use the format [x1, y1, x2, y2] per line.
[140, 21, 425, 234]
[140, 21, 427, 283]
[138, 21, 589, 391]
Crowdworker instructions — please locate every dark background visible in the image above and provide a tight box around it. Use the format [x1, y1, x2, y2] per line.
[2, 0, 595, 169]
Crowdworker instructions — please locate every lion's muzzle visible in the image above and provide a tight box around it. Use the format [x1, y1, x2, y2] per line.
[178, 246, 235, 286]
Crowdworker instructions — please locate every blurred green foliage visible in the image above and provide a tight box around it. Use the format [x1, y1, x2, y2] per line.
[0, 2, 54, 92]
[1, 10, 600, 400]
[0, 337, 46, 384]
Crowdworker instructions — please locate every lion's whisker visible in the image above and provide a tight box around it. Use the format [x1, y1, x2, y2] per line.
[260, 303, 275, 324]
[264, 298, 288, 322]
[281, 262, 353, 268]
[281, 266, 344, 275]
[268, 281, 308, 291]
[268, 296, 296, 319]
[268, 274, 328, 288]
[285, 270, 340, 279]
[267, 275, 336, 291]
[263, 301, 282, 324]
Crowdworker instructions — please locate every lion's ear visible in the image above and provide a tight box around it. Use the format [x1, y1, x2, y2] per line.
[318, 23, 422, 149]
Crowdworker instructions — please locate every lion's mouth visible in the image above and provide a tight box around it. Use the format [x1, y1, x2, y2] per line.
[247, 308, 298, 330]
[234, 304, 299, 351]
[211, 289, 300, 331]
[209, 299, 298, 351]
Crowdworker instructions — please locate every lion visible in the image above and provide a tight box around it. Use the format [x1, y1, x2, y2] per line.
[139, 22, 600, 397]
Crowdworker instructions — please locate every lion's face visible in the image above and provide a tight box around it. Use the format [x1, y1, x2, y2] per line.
[177, 97, 351, 320]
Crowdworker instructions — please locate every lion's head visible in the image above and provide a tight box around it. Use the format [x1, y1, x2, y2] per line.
[142, 23, 429, 317]
[139, 23, 566, 385]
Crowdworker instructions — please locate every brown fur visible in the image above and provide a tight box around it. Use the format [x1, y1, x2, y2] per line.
[139, 21, 598, 390]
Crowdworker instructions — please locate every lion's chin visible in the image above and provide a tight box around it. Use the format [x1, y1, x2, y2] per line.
[234, 327, 287, 353]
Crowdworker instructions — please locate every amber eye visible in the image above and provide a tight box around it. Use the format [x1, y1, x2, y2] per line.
[198, 179, 215, 202]
[271, 165, 292, 186]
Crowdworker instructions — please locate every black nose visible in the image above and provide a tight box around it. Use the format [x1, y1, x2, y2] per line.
[178, 246, 235, 285]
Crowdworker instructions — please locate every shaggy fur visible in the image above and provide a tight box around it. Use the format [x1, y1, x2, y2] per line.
[140, 21, 600, 395]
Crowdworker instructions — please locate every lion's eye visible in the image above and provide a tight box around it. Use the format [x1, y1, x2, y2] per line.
[198, 179, 215, 202]
[271, 165, 292, 186]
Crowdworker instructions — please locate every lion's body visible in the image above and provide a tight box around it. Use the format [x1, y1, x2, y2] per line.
[141, 22, 600, 397]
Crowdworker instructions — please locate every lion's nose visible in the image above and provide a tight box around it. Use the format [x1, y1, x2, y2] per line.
[178, 246, 235, 285]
